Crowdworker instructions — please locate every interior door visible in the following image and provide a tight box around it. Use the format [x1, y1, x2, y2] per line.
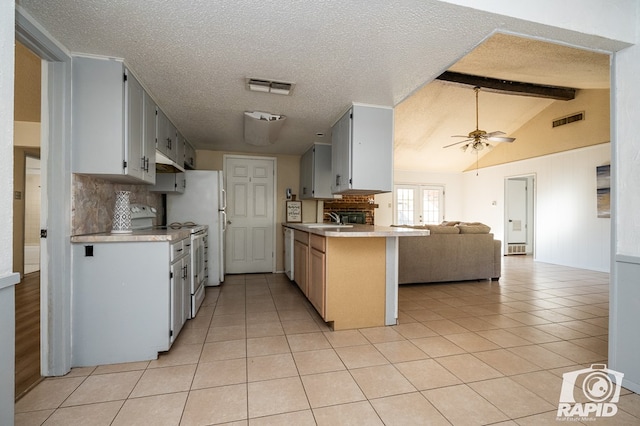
[506, 178, 528, 244]
[225, 157, 275, 274]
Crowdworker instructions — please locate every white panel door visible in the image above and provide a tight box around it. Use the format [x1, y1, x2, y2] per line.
[225, 157, 275, 274]
[506, 178, 528, 244]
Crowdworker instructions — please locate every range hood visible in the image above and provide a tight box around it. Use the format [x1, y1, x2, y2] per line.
[155, 150, 185, 173]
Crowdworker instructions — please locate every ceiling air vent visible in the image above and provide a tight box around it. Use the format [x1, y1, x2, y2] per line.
[553, 111, 584, 128]
[246, 78, 294, 95]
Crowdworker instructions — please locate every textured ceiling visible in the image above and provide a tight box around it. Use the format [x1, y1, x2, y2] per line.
[17, 0, 613, 172]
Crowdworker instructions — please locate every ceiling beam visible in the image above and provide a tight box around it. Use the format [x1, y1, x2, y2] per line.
[437, 71, 576, 101]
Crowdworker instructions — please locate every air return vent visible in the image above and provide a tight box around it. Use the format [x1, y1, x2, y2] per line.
[552, 111, 584, 128]
[246, 78, 294, 95]
[507, 244, 527, 255]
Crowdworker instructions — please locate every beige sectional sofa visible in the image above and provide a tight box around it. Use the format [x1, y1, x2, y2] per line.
[396, 222, 501, 284]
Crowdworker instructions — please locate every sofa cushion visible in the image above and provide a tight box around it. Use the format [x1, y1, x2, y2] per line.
[425, 225, 460, 234]
[441, 221, 460, 226]
[457, 223, 491, 234]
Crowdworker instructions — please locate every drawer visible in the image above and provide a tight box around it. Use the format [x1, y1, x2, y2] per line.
[171, 239, 185, 262]
[310, 234, 326, 253]
[294, 230, 309, 245]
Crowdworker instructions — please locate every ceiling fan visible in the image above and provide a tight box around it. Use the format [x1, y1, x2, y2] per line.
[443, 86, 515, 153]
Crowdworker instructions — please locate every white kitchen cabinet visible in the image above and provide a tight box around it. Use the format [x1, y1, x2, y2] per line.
[72, 56, 154, 183]
[151, 172, 186, 193]
[71, 238, 190, 366]
[176, 132, 186, 169]
[156, 107, 178, 162]
[170, 239, 190, 343]
[300, 143, 336, 199]
[184, 140, 196, 169]
[142, 91, 157, 183]
[331, 103, 394, 194]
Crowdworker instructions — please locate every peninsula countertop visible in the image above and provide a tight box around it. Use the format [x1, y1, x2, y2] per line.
[283, 223, 430, 237]
[71, 228, 191, 243]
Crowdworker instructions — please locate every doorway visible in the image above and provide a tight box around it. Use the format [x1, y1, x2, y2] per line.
[224, 155, 276, 274]
[13, 41, 43, 399]
[504, 175, 535, 256]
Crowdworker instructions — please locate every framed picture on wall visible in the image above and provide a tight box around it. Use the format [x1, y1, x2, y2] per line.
[286, 200, 302, 223]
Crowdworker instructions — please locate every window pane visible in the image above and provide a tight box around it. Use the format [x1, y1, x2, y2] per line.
[422, 189, 440, 224]
[396, 188, 414, 225]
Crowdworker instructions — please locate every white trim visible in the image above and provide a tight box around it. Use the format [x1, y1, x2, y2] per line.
[16, 6, 73, 377]
[0, 273, 20, 291]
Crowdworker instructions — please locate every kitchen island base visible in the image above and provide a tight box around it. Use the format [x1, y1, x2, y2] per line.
[286, 223, 430, 331]
[325, 237, 386, 330]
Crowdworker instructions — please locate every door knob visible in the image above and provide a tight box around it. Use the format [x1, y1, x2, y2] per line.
[227, 220, 232, 225]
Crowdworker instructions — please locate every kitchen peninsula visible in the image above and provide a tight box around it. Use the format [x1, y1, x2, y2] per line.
[284, 223, 429, 330]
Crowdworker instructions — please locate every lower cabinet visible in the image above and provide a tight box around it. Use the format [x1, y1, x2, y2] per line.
[293, 230, 309, 295]
[287, 227, 388, 330]
[71, 238, 190, 366]
[170, 239, 190, 344]
[309, 234, 326, 318]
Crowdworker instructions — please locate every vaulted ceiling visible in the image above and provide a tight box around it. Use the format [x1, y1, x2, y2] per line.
[16, 1, 612, 172]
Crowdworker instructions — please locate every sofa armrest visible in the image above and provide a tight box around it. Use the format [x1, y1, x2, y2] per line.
[492, 239, 502, 280]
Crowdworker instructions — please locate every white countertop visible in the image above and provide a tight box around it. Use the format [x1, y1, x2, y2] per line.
[283, 223, 430, 237]
[71, 228, 191, 243]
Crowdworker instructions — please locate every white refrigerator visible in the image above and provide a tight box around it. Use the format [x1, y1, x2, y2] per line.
[166, 170, 226, 285]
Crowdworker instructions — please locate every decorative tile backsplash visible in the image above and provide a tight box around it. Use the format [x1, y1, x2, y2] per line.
[72, 174, 162, 235]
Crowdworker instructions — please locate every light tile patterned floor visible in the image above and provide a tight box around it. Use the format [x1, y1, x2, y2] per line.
[15, 256, 640, 425]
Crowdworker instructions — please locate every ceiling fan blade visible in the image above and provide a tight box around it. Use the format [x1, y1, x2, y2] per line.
[486, 136, 516, 143]
[443, 139, 472, 148]
[485, 131, 505, 137]
[451, 135, 471, 138]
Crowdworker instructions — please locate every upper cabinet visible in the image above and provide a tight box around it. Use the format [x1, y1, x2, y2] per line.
[300, 143, 336, 199]
[184, 140, 196, 169]
[331, 104, 393, 194]
[151, 172, 186, 194]
[72, 56, 155, 184]
[156, 108, 178, 161]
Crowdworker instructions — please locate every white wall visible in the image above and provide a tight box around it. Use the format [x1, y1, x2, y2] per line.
[461, 144, 611, 272]
[386, 145, 611, 272]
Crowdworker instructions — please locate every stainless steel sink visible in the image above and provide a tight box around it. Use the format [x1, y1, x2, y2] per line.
[305, 223, 354, 228]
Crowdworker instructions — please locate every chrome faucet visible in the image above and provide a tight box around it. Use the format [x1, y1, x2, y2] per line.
[325, 212, 342, 224]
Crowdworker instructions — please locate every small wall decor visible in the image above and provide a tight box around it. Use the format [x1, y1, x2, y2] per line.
[286, 200, 302, 223]
[596, 164, 610, 218]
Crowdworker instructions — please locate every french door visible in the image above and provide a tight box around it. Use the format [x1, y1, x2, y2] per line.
[394, 184, 444, 225]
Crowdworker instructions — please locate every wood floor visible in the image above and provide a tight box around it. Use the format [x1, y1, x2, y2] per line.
[15, 271, 41, 400]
